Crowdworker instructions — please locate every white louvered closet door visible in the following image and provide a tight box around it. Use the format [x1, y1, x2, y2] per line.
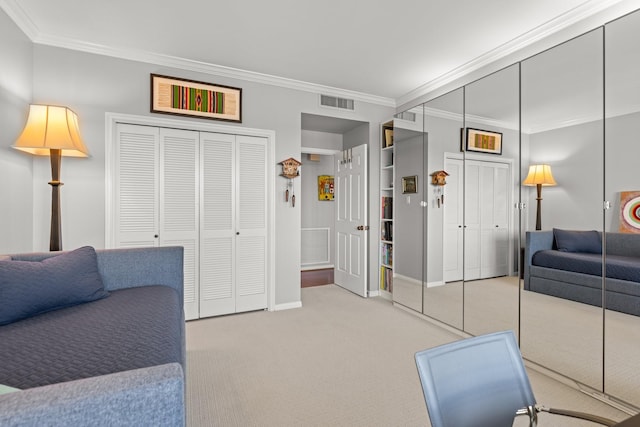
[199, 133, 268, 317]
[159, 128, 200, 321]
[115, 124, 160, 248]
[235, 135, 267, 313]
[200, 132, 236, 317]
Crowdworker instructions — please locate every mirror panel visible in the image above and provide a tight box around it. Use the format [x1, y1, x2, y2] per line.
[462, 64, 520, 337]
[520, 28, 604, 391]
[604, 9, 640, 408]
[392, 107, 425, 312]
[422, 88, 464, 329]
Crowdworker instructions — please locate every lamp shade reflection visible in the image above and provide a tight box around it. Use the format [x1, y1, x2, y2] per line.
[523, 164, 556, 231]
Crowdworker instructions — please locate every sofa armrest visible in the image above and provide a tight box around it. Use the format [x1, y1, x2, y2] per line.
[524, 231, 554, 287]
[0, 363, 185, 427]
[96, 246, 184, 307]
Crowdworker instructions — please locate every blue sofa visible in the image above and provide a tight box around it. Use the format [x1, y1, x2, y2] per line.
[524, 230, 640, 316]
[0, 246, 186, 426]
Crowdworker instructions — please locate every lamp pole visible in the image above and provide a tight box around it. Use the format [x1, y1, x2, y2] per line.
[535, 183, 542, 231]
[49, 148, 63, 251]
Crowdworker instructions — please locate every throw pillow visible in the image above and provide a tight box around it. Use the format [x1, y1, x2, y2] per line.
[0, 246, 109, 325]
[553, 228, 602, 254]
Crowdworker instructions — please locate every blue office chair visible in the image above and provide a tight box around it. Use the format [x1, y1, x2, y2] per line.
[415, 331, 617, 427]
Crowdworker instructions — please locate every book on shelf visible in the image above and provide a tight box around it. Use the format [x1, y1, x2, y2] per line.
[381, 221, 393, 241]
[381, 196, 393, 219]
[384, 128, 394, 148]
[381, 242, 393, 266]
[380, 266, 393, 292]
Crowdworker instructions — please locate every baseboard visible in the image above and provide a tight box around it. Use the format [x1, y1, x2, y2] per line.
[272, 301, 302, 311]
[301, 264, 334, 271]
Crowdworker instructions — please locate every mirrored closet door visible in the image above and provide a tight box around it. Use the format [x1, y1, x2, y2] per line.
[520, 28, 604, 392]
[604, 9, 640, 408]
[462, 64, 520, 338]
[422, 88, 464, 330]
[392, 107, 426, 313]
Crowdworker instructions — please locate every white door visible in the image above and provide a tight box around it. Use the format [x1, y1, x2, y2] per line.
[443, 156, 464, 282]
[159, 128, 200, 321]
[235, 135, 268, 313]
[334, 144, 368, 297]
[114, 123, 160, 248]
[200, 132, 236, 317]
[199, 133, 268, 317]
[465, 158, 511, 280]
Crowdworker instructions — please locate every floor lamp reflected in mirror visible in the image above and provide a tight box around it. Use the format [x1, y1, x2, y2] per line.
[523, 164, 557, 231]
[13, 105, 89, 251]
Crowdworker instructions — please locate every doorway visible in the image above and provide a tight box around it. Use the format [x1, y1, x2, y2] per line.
[300, 113, 369, 292]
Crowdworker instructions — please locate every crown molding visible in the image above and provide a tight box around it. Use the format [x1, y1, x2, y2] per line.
[396, 0, 627, 108]
[0, 0, 394, 108]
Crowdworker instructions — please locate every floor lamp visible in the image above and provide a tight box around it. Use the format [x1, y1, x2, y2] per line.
[13, 105, 89, 251]
[523, 164, 557, 231]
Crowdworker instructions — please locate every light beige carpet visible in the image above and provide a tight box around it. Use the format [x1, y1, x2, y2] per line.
[185, 284, 630, 426]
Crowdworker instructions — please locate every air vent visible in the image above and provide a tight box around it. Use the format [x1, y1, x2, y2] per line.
[320, 94, 355, 110]
[394, 111, 416, 122]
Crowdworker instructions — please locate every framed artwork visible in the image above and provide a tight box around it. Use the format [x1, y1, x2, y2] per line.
[151, 74, 242, 122]
[402, 175, 418, 194]
[318, 175, 334, 201]
[465, 128, 502, 155]
[620, 191, 640, 233]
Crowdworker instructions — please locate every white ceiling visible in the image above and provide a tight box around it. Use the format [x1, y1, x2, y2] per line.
[1, 0, 631, 106]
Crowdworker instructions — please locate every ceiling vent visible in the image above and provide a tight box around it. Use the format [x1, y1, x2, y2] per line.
[394, 111, 416, 122]
[320, 94, 355, 111]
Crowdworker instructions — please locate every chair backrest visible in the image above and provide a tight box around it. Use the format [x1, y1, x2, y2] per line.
[415, 330, 536, 427]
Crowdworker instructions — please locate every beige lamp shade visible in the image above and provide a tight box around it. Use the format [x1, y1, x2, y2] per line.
[13, 105, 89, 157]
[523, 164, 556, 186]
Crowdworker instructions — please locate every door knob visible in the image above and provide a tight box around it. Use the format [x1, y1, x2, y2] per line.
[357, 225, 369, 231]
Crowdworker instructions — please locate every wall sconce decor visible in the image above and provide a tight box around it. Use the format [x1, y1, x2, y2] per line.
[280, 157, 301, 207]
[523, 164, 557, 230]
[13, 105, 89, 251]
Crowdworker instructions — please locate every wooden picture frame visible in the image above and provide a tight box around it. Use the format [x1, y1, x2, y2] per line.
[465, 128, 502, 155]
[151, 74, 242, 122]
[402, 175, 418, 194]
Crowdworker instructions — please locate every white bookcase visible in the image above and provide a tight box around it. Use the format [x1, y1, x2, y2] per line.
[379, 121, 394, 297]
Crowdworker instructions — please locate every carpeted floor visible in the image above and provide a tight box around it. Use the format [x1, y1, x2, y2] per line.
[185, 284, 630, 426]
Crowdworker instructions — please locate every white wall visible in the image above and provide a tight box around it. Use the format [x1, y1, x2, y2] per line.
[300, 153, 336, 268]
[0, 9, 33, 253]
[22, 43, 392, 307]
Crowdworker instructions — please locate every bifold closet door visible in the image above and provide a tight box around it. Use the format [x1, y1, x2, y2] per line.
[159, 128, 200, 321]
[115, 124, 160, 248]
[199, 133, 267, 317]
[115, 124, 200, 320]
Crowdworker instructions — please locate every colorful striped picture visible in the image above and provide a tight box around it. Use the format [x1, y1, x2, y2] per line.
[465, 128, 503, 155]
[151, 74, 242, 122]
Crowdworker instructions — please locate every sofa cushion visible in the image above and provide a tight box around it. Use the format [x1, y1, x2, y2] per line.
[553, 228, 602, 254]
[0, 285, 182, 389]
[0, 246, 109, 325]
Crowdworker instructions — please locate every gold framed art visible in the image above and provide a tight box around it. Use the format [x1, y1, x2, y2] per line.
[150, 74, 242, 122]
[402, 175, 418, 194]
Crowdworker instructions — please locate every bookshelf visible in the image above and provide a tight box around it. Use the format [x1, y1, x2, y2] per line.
[380, 121, 394, 296]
